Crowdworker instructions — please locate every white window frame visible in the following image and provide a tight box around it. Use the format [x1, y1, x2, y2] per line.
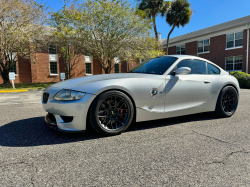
[49, 61, 59, 76]
[48, 45, 58, 76]
[176, 45, 185, 55]
[197, 39, 210, 54]
[225, 56, 243, 72]
[85, 55, 92, 75]
[226, 31, 243, 49]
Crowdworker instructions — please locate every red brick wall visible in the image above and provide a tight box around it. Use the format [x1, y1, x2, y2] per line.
[70, 55, 85, 78]
[121, 60, 127, 73]
[18, 57, 32, 83]
[168, 46, 176, 55]
[93, 58, 103, 75]
[186, 41, 197, 56]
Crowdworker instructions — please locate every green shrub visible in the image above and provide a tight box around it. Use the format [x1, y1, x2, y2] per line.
[230, 71, 250, 88]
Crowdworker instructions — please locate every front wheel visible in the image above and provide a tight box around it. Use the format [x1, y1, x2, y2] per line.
[88, 90, 134, 135]
[215, 86, 238, 117]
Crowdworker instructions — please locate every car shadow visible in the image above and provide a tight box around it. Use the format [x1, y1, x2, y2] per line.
[0, 112, 220, 147]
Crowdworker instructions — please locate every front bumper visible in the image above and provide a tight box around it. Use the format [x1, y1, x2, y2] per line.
[42, 86, 96, 132]
[44, 113, 85, 133]
[44, 113, 59, 131]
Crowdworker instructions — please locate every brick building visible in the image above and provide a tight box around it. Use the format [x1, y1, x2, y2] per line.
[161, 15, 250, 74]
[0, 45, 138, 84]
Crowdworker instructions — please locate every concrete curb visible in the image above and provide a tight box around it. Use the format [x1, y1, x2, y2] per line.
[27, 89, 45, 92]
[0, 90, 28, 93]
[0, 89, 45, 93]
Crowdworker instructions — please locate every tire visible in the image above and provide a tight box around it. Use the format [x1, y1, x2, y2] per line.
[215, 86, 238, 117]
[88, 90, 134, 135]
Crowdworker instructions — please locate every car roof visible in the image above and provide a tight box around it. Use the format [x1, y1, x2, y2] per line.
[164, 55, 218, 66]
[164, 54, 204, 60]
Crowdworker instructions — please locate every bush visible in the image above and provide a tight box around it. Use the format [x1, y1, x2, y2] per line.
[230, 71, 250, 88]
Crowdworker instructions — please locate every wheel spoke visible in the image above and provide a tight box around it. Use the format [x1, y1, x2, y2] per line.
[98, 115, 108, 118]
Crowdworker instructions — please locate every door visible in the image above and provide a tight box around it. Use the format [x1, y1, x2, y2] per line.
[164, 59, 212, 112]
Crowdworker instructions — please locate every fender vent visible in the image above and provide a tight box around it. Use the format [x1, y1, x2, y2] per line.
[60, 116, 73, 123]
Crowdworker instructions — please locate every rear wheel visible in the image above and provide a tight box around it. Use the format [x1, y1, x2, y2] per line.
[215, 86, 238, 117]
[88, 90, 134, 135]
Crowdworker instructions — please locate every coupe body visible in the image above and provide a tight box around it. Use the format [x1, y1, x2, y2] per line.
[42, 55, 240, 135]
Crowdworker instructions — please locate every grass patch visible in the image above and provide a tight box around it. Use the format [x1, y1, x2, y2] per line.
[0, 82, 56, 90]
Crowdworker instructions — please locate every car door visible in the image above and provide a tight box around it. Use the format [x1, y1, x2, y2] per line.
[164, 59, 212, 112]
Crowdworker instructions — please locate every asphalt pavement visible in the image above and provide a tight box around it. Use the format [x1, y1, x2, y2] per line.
[0, 90, 250, 186]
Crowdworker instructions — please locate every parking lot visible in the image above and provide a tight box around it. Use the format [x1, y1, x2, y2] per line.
[0, 90, 250, 186]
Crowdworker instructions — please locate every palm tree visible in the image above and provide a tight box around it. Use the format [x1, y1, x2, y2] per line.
[164, 0, 192, 54]
[137, 0, 171, 40]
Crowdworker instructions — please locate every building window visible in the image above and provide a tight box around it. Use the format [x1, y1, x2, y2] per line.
[115, 64, 120, 73]
[225, 56, 242, 71]
[49, 45, 57, 54]
[176, 45, 185, 54]
[49, 45, 58, 75]
[198, 39, 210, 53]
[85, 53, 92, 75]
[226, 31, 243, 49]
[10, 62, 17, 74]
[85, 62, 92, 74]
[50, 62, 58, 75]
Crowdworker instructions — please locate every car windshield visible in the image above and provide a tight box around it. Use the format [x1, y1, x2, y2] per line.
[127, 56, 178, 75]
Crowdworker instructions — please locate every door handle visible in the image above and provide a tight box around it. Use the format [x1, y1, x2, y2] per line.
[204, 80, 211, 84]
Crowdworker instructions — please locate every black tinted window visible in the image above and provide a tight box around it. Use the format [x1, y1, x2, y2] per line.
[128, 56, 177, 75]
[207, 63, 220, 74]
[177, 59, 206, 74]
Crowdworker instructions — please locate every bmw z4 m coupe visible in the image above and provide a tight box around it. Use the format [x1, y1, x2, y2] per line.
[42, 55, 240, 135]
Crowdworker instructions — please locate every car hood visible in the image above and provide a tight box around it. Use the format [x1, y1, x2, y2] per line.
[50, 73, 158, 89]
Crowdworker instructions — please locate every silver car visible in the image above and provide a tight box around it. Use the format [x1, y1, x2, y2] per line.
[42, 55, 240, 135]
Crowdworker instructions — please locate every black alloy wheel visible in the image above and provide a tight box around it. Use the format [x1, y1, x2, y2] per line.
[221, 89, 237, 114]
[88, 90, 134, 135]
[215, 86, 238, 117]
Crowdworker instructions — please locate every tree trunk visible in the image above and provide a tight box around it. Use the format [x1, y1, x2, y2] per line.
[152, 14, 158, 40]
[0, 68, 10, 85]
[104, 59, 112, 74]
[166, 24, 176, 55]
[104, 65, 111, 74]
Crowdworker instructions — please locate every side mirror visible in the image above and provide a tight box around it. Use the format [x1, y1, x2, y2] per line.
[175, 67, 191, 75]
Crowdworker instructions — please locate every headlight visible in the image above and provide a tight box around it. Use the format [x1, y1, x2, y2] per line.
[54, 89, 86, 101]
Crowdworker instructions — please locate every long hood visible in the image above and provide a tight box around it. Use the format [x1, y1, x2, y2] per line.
[50, 73, 155, 89]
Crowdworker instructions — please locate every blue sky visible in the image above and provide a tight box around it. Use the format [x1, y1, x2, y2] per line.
[44, 0, 250, 39]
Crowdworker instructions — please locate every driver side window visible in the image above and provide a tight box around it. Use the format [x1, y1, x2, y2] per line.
[176, 59, 207, 74]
